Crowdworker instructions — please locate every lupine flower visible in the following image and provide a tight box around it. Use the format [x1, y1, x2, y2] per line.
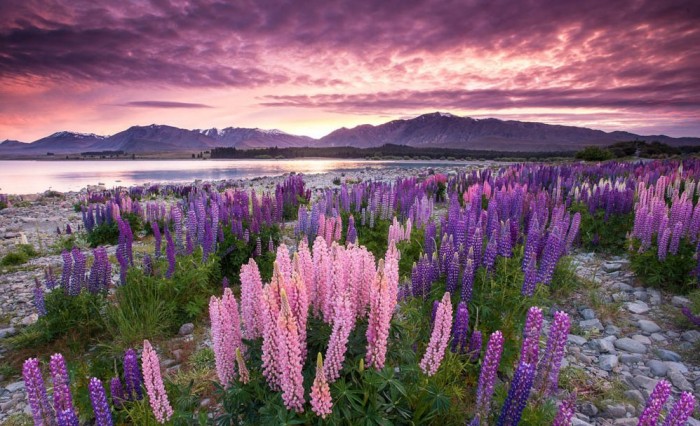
[235, 348, 250, 384]
[521, 256, 538, 297]
[638, 380, 672, 426]
[50, 353, 75, 417]
[209, 290, 240, 386]
[33, 277, 47, 316]
[141, 340, 173, 424]
[468, 330, 483, 362]
[681, 306, 700, 327]
[277, 289, 305, 412]
[419, 292, 453, 376]
[552, 393, 576, 426]
[23, 357, 54, 425]
[61, 250, 73, 293]
[164, 227, 176, 278]
[461, 255, 476, 303]
[451, 302, 469, 353]
[520, 307, 543, 365]
[535, 311, 570, 396]
[475, 331, 504, 417]
[123, 348, 143, 401]
[497, 361, 536, 426]
[255, 237, 262, 256]
[88, 377, 113, 426]
[366, 268, 396, 370]
[662, 391, 696, 426]
[324, 292, 355, 383]
[240, 259, 264, 339]
[446, 252, 460, 294]
[109, 377, 125, 408]
[151, 222, 162, 258]
[57, 408, 79, 426]
[311, 353, 333, 419]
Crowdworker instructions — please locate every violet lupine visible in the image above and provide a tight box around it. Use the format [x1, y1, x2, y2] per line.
[50, 353, 75, 418]
[89, 377, 113, 426]
[311, 352, 333, 419]
[461, 256, 476, 303]
[324, 292, 355, 383]
[468, 330, 483, 362]
[521, 256, 538, 297]
[520, 307, 543, 365]
[483, 230, 499, 272]
[123, 348, 143, 401]
[419, 292, 453, 376]
[23, 357, 54, 425]
[235, 348, 250, 384]
[681, 306, 700, 327]
[662, 391, 696, 426]
[33, 277, 47, 316]
[638, 380, 672, 426]
[61, 250, 73, 294]
[346, 214, 357, 244]
[475, 330, 504, 418]
[109, 376, 125, 408]
[430, 299, 440, 326]
[164, 227, 176, 278]
[552, 393, 576, 426]
[497, 361, 536, 426]
[366, 268, 395, 370]
[57, 408, 79, 426]
[535, 311, 570, 396]
[658, 226, 671, 261]
[446, 252, 460, 295]
[451, 302, 469, 353]
[277, 289, 305, 412]
[141, 340, 173, 424]
[151, 222, 162, 258]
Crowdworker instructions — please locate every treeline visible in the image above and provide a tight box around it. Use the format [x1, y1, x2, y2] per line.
[576, 141, 700, 161]
[210, 144, 577, 160]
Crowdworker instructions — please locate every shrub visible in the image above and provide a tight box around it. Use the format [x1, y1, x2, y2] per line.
[630, 239, 696, 294]
[570, 203, 632, 254]
[217, 225, 279, 284]
[575, 146, 613, 161]
[87, 222, 119, 247]
[1, 244, 38, 266]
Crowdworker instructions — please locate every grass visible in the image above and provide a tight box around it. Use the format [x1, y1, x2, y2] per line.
[0, 244, 38, 266]
[558, 365, 631, 408]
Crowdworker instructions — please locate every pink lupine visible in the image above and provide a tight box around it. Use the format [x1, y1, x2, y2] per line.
[141, 340, 173, 424]
[290, 254, 309, 362]
[311, 235, 331, 318]
[365, 267, 395, 370]
[276, 289, 305, 412]
[209, 292, 236, 386]
[261, 284, 281, 390]
[311, 353, 333, 419]
[275, 244, 292, 286]
[240, 259, 264, 339]
[324, 292, 355, 382]
[419, 292, 454, 376]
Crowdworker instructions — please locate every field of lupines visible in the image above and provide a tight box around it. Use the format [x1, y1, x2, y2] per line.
[3, 159, 700, 425]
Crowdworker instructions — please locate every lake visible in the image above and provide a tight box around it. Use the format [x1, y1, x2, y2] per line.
[0, 159, 472, 194]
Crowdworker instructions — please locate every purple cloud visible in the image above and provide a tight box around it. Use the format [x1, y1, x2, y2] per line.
[118, 101, 213, 109]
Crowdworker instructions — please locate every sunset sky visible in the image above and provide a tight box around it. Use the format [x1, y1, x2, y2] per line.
[1, 0, 699, 141]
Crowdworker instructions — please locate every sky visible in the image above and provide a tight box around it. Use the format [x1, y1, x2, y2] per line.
[1, 0, 699, 141]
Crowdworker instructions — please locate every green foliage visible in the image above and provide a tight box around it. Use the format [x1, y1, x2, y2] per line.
[87, 222, 119, 247]
[51, 234, 79, 253]
[608, 140, 683, 159]
[1, 244, 38, 266]
[630, 238, 696, 294]
[575, 146, 613, 161]
[217, 225, 280, 284]
[570, 203, 633, 254]
[9, 290, 106, 350]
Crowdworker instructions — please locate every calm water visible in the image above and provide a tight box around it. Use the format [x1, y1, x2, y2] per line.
[0, 159, 469, 194]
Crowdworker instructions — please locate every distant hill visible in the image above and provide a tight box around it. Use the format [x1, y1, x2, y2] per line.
[2, 112, 699, 156]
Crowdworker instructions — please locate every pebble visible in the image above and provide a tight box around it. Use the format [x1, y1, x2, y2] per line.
[668, 370, 693, 392]
[637, 320, 661, 334]
[178, 323, 194, 336]
[626, 301, 650, 314]
[580, 318, 604, 331]
[568, 334, 588, 346]
[614, 338, 647, 354]
[631, 334, 651, 345]
[580, 308, 596, 320]
[600, 354, 619, 371]
[603, 262, 622, 273]
[596, 336, 617, 353]
[671, 296, 691, 307]
[655, 349, 681, 362]
[646, 360, 668, 377]
[681, 330, 700, 343]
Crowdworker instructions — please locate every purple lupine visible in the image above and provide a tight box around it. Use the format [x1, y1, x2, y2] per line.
[468, 330, 483, 362]
[23, 358, 54, 424]
[537, 226, 562, 286]
[483, 230, 498, 272]
[50, 353, 75, 418]
[669, 221, 683, 256]
[70, 247, 86, 296]
[430, 300, 440, 326]
[222, 277, 230, 290]
[109, 376, 125, 408]
[152, 222, 162, 258]
[521, 256, 538, 297]
[61, 250, 73, 294]
[89, 377, 113, 426]
[268, 236, 274, 253]
[535, 311, 570, 396]
[461, 255, 475, 303]
[497, 220, 513, 258]
[186, 209, 197, 255]
[66, 224, 72, 235]
[552, 393, 576, 426]
[446, 252, 460, 295]
[346, 215, 357, 244]
[520, 307, 543, 365]
[497, 360, 536, 426]
[33, 277, 47, 316]
[662, 391, 696, 426]
[451, 302, 469, 353]
[57, 408, 79, 426]
[475, 331, 504, 417]
[681, 306, 700, 327]
[657, 225, 671, 261]
[202, 220, 213, 262]
[165, 227, 176, 279]
[143, 254, 153, 276]
[638, 380, 672, 426]
[123, 348, 143, 401]
[45, 266, 57, 290]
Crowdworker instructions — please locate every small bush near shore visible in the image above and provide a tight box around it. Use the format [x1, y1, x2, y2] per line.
[1, 244, 38, 266]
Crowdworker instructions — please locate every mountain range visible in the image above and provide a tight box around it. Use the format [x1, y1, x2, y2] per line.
[2, 112, 699, 156]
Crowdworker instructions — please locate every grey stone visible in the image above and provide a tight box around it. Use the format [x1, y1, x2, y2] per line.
[632, 334, 651, 345]
[624, 389, 646, 405]
[0, 327, 17, 339]
[615, 337, 647, 354]
[656, 349, 681, 362]
[650, 333, 666, 342]
[596, 336, 617, 353]
[612, 282, 634, 292]
[638, 320, 661, 334]
[665, 361, 688, 374]
[666, 330, 680, 338]
[581, 308, 596, 320]
[646, 360, 668, 377]
[671, 295, 691, 307]
[178, 323, 194, 336]
[600, 354, 619, 371]
[580, 318, 604, 331]
[568, 334, 588, 345]
[606, 325, 621, 336]
[603, 262, 622, 273]
[626, 301, 650, 314]
[681, 330, 700, 343]
[668, 370, 693, 392]
[614, 419, 639, 426]
[632, 375, 658, 393]
[602, 403, 627, 418]
[580, 402, 598, 417]
[619, 352, 642, 364]
[5, 381, 24, 392]
[572, 419, 594, 426]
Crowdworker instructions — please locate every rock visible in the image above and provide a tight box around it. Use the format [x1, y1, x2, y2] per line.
[0, 327, 17, 339]
[626, 301, 650, 314]
[681, 330, 700, 343]
[671, 296, 691, 307]
[665, 361, 688, 374]
[600, 354, 619, 371]
[632, 334, 651, 345]
[603, 262, 622, 273]
[580, 402, 598, 417]
[624, 389, 646, 405]
[572, 419, 594, 426]
[178, 323, 194, 336]
[655, 349, 681, 362]
[668, 370, 693, 392]
[602, 403, 627, 418]
[637, 320, 661, 334]
[22, 313, 38, 326]
[606, 325, 621, 336]
[614, 419, 639, 426]
[647, 360, 668, 377]
[5, 381, 25, 392]
[0, 399, 17, 411]
[568, 334, 588, 346]
[611, 282, 634, 292]
[580, 318, 604, 331]
[650, 333, 666, 342]
[615, 338, 647, 354]
[581, 308, 596, 320]
[596, 336, 617, 353]
[631, 375, 658, 393]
